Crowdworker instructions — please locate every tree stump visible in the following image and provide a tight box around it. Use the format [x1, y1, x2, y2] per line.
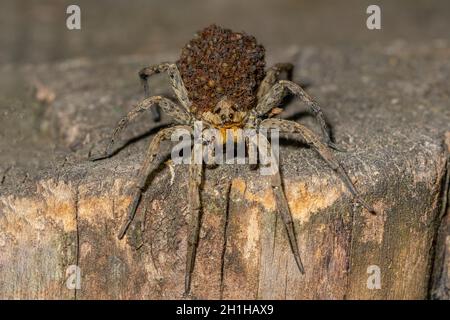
[1, 43, 450, 299]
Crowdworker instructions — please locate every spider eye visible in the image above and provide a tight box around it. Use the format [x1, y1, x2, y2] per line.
[229, 114, 233, 120]
[220, 114, 226, 121]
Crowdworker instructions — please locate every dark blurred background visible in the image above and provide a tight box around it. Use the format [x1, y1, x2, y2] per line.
[1, 0, 450, 65]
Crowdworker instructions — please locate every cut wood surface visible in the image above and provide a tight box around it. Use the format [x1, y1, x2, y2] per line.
[1, 43, 450, 299]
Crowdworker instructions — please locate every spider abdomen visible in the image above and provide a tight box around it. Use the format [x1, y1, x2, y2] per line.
[177, 24, 266, 117]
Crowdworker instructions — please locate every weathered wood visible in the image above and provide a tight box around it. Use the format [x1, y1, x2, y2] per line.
[430, 132, 450, 300]
[1, 42, 450, 299]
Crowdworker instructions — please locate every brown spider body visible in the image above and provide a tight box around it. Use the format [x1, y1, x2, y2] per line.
[93, 25, 375, 296]
[177, 25, 265, 118]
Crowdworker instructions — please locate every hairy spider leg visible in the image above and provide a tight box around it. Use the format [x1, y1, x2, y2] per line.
[255, 79, 344, 151]
[185, 152, 204, 295]
[257, 63, 294, 101]
[139, 63, 192, 121]
[255, 133, 305, 274]
[90, 96, 191, 161]
[117, 125, 191, 239]
[261, 118, 375, 213]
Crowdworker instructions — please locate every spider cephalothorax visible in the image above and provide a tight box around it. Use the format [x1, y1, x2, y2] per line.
[92, 24, 374, 296]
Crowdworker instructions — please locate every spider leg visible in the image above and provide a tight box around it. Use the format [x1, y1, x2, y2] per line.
[257, 63, 293, 102]
[139, 63, 192, 121]
[202, 130, 219, 169]
[90, 96, 191, 161]
[185, 155, 204, 295]
[256, 133, 305, 274]
[117, 125, 191, 239]
[261, 118, 375, 213]
[245, 135, 259, 170]
[254, 79, 344, 151]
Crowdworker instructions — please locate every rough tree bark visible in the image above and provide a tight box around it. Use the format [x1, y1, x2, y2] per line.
[0, 43, 449, 299]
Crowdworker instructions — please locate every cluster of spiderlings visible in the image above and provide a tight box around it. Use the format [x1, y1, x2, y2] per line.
[177, 24, 266, 116]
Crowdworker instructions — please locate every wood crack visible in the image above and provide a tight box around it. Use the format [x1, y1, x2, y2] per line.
[219, 180, 232, 299]
[343, 202, 357, 300]
[74, 182, 80, 300]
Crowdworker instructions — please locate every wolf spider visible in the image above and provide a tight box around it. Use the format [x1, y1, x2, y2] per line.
[91, 25, 374, 295]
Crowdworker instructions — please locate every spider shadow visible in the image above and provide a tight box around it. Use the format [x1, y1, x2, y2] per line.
[282, 110, 338, 145]
[93, 122, 172, 160]
[278, 79, 339, 143]
[281, 104, 338, 146]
